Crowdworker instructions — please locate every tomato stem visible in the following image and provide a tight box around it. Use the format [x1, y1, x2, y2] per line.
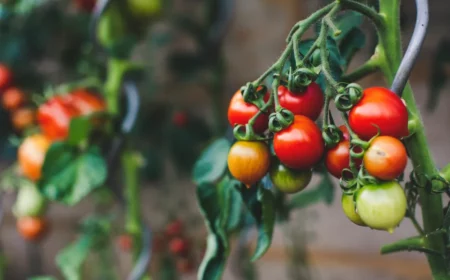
[341, 57, 380, 83]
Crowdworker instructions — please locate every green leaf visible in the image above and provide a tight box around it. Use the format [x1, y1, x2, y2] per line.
[56, 235, 93, 280]
[339, 28, 366, 68]
[220, 179, 243, 233]
[443, 206, 450, 229]
[332, 11, 364, 41]
[288, 172, 334, 210]
[427, 39, 450, 111]
[67, 117, 92, 146]
[238, 184, 275, 261]
[192, 138, 231, 185]
[39, 143, 107, 206]
[197, 182, 229, 280]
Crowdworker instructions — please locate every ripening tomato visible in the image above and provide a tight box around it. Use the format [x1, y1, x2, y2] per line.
[13, 185, 47, 218]
[12, 107, 35, 131]
[228, 90, 269, 133]
[277, 83, 324, 120]
[273, 115, 324, 170]
[349, 87, 408, 140]
[74, 0, 96, 12]
[18, 134, 51, 181]
[169, 237, 189, 256]
[325, 140, 351, 178]
[165, 220, 183, 237]
[0, 64, 12, 90]
[227, 141, 271, 186]
[364, 136, 407, 180]
[65, 89, 105, 115]
[355, 181, 407, 233]
[2, 87, 25, 111]
[339, 125, 350, 141]
[17, 216, 48, 241]
[117, 234, 133, 252]
[341, 193, 366, 226]
[269, 162, 312, 194]
[37, 96, 79, 141]
[127, 0, 162, 18]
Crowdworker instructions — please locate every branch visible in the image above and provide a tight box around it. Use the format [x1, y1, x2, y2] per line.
[381, 236, 444, 257]
[341, 57, 380, 83]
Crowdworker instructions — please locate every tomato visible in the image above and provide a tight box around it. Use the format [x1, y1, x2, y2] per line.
[65, 89, 105, 115]
[165, 220, 183, 237]
[13, 185, 47, 218]
[176, 258, 194, 274]
[273, 115, 324, 170]
[18, 134, 51, 181]
[117, 234, 133, 252]
[127, 0, 161, 18]
[17, 216, 48, 241]
[2, 87, 25, 111]
[74, 0, 96, 12]
[227, 141, 271, 186]
[341, 193, 366, 226]
[172, 112, 188, 127]
[364, 136, 407, 180]
[339, 125, 350, 141]
[355, 181, 407, 233]
[37, 96, 79, 141]
[349, 87, 408, 140]
[169, 237, 189, 256]
[0, 64, 12, 90]
[325, 140, 351, 178]
[277, 83, 324, 120]
[228, 90, 268, 133]
[12, 107, 35, 131]
[269, 162, 312, 193]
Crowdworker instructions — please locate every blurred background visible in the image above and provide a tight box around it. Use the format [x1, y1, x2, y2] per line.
[0, 0, 448, 279]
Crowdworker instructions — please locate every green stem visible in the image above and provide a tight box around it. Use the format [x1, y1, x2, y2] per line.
[381, 236, 443, 257]
[341, 57, 380, 83]
[122, 150, 143, 262]
[341, 0, 384, 28]
[377, 0, 448, 277]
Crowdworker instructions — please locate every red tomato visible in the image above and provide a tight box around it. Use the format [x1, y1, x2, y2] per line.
[364, 136, 407, 180]
[117, 234, 133, 252]
[349, 87, 408, 140]
[165, 220, 184, 237]
[228, 90, 268, 133]
[0, 64, 12, 90]
[169, 237, 189, 256]
[339, 125, 350, 141]
[273, 115, 324, 170]
[74, 0, 96, 12]
[278, 83, 324, 120]
[2, 87, 25, 111]
[18, 134, 51, 181]
[37, 96, 79, 141]
[17, 216, 48, 241]
[65, 89, 105, 116]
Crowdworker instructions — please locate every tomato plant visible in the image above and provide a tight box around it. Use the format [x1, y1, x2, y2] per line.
[2, 87, 25, 111]
[228, 89, 269, 133]
[269, 162, 312, 193]
[11, 107, 35, 132]
[16, 216, 48, 242]
[341, 193, 365, 226]
[277, 83, 324, 120]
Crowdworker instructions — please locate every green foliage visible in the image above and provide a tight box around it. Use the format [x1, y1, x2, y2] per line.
[67, 117, 92, 146]
[38, 143, 107, 206]
[193, 138, 231, 185]
[427, 39, 450, 111]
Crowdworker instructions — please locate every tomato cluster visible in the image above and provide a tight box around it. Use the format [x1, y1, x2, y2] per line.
[227, 80, 410, 233]
[227, 83, 324, 193]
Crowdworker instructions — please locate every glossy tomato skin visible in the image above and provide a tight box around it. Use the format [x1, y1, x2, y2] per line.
[273, 115, 324, 170]
[278, 83, 324, 120]
[65, 89, 105, 115]
[325, 140, 351, 178]
[364, 136, 407, 180]
[17, 216, 48, 241]
[227, 141, 271, 186]
[341, 193, 366, 226]
[355, 181, 407, 233]
[0, 64, 12, 90]
[18, 134, 51, 181]
[12, 107, 35, 131]
[228, 90, 268, 133]
[2, 87, 25, 111]
[349, 87, 408, 140]
[37, 96, 79, 141]
[339, 125, 350, 141]
[269, 162, 312, 194]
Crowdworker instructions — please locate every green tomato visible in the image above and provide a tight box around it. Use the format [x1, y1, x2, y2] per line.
[127, 0, 161, 18]
[341, 193, 366, 226]
[96, 4, 127, 49]
[269, 163, 312, 194]
[13, 183, 47, 218]
[355, 181, 407, 233]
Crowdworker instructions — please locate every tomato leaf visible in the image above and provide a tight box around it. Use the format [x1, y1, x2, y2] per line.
[338, 28, 366, 68]
[237, 184, 275, 261]
[56, 235, 93, 280]
[67, 116, 92, 146]
[39, 143, 107, 205]
[443, 206, 450, 229]
[427, 39, 450, 111]
[196, 182, 229, 280]
[192, 138, 231, 185]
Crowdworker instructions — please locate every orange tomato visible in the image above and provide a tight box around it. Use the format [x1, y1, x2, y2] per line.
[11, 107, 35, 131]
[364, 136, 407, 180]
[17, 216, 48, 241]
[2, 87, 25, 111]
[18, 134, 51, 181]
